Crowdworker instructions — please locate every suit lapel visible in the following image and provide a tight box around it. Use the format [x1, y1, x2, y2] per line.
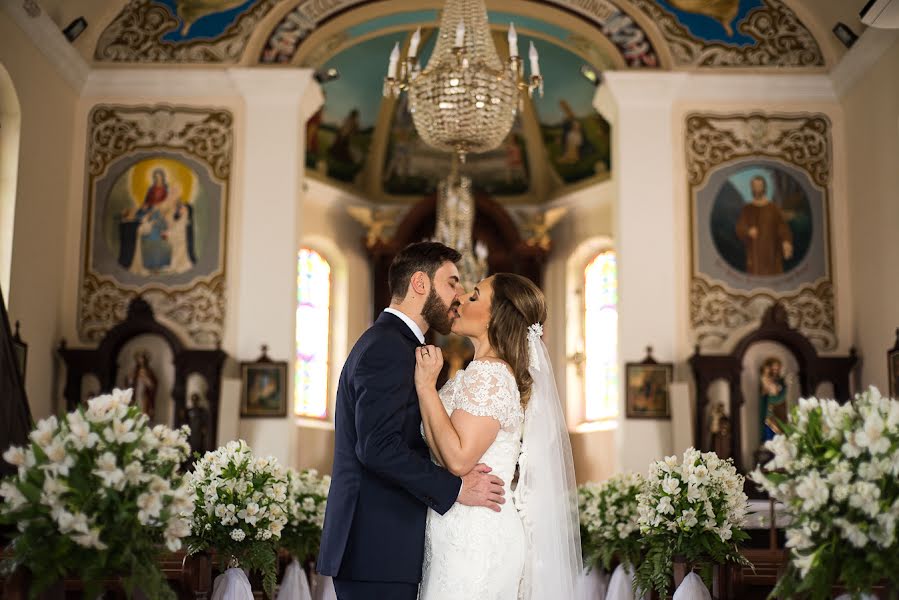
[376, 311, 422, 347]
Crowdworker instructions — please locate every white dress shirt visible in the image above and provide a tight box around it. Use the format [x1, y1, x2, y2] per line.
[383, 308, 425, 344]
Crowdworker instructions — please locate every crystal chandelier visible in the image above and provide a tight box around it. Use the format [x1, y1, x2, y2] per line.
[383, 0, 542, 289]
[436, 172, 488, 291]
[383, 0, 543, 160]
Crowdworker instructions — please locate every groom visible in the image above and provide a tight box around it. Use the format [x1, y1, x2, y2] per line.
[318, 242, 506, 600]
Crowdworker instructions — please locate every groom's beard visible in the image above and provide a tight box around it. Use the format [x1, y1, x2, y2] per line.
[422, 287, 455, 336]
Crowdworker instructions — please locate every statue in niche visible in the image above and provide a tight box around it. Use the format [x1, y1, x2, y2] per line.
[759, 357, 789, 442]
[125, 350, 158, 420]
[186, 392, 210, 453]
[709, 400, 731, 460]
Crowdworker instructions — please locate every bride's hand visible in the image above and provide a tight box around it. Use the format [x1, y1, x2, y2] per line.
[415, 345, 443, 391]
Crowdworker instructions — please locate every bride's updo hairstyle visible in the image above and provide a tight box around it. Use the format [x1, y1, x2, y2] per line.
[487, 273, 547, 409]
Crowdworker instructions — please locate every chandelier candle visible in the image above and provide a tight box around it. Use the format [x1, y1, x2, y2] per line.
[409, 26, 421, 59]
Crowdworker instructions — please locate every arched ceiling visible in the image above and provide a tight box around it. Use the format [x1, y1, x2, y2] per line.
[35, 0, 860, 70]
[302, 24, 612, 203]
[26, 0, 862, 203]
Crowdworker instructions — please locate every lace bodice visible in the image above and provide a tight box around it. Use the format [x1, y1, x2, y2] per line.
[419, 360, 527, 600]
[435, 360, 523, 483]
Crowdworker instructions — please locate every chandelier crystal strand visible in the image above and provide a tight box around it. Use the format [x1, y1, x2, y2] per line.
[436, 167, 487, 291]
[382, 0, 542, 287]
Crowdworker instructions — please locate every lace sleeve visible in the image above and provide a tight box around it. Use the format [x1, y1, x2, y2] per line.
[453, 361, 523, 429]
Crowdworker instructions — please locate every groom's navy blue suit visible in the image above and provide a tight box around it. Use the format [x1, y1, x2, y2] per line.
[318, 311, 462, 599]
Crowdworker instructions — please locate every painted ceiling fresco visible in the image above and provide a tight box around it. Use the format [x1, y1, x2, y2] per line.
[303, 26, 611, 201]
[94, 0, 824, 68]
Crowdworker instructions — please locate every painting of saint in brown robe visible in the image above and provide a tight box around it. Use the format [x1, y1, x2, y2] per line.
[735, 176, 794, 276]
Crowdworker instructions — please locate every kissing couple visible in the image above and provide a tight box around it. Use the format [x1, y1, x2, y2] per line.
[319, 241, 585, 599]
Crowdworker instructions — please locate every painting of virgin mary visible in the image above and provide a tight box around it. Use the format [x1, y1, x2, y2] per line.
[117, 166, 197, 276]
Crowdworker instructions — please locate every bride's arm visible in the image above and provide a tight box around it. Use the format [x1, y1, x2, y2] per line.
[416, 346, 501, 477]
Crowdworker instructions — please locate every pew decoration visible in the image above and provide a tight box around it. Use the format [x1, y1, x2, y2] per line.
[578, 472, 643, 573]
[281, 468, 330, 564]
[186, 439, 289, 599]
[638, 448, 750, 598]
[751, 387, 899, 599]
[0, 388, 194, 599]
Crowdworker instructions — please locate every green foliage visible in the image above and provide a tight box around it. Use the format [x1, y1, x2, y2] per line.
[751, 388, 899, 599]
[279, 469, 330, 564]
[578, 473, 643, 572]
[633, 448, 752, 597]
[186, 440, 290, 599]
[0, 390, 192, 598]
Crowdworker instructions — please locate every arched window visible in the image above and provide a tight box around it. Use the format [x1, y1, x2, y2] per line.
[584, 250, 618, 422]
[295, 247, 331, 418]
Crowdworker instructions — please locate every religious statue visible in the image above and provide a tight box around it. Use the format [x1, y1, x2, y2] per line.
[709, 401, 732, 460]
[522, 207, 568, 251]
[759, 357, 788, 442]
[735, 176, 794, 276]
[126, 350, 158, 420]
[346, 205, 405, 249]
[186, 392, 210, 453]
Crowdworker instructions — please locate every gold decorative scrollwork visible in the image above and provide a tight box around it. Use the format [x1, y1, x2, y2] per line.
[94, 0, 277, 63]
[690, 279, 836, 350]
[630, 0, 825, 68]
[686, 112, 835, 350]
[80, 105, 233, 346]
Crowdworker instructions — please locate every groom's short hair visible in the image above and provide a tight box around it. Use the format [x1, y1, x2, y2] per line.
[389, 242, 461, 302]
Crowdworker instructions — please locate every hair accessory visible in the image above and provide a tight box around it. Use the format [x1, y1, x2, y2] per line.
[527, 323, 543, 372]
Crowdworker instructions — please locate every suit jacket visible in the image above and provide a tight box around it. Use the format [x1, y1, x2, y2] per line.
[317, 312, 462, 583]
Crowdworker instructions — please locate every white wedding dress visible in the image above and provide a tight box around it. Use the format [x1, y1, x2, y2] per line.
[419, 360, 526, 600]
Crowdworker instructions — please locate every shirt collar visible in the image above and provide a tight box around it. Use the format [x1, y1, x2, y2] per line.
[383, 308, 425, 345]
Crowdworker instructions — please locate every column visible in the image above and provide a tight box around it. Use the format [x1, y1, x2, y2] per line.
[228, 69, 323, 466]
[595, 72, 687, 473]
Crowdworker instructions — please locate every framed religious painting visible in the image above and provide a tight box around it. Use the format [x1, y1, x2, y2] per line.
[686, 114, 835, 352]
[240, 346, 288, 418]
[889, 329, 899, 398]
[625, 348, 673, 419]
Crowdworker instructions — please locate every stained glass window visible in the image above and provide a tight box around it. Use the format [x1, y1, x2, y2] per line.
[295, 248, 331, 418]
[584, 251, 618, 422]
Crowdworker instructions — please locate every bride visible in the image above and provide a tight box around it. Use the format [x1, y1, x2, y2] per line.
[414, 273, 584, 600]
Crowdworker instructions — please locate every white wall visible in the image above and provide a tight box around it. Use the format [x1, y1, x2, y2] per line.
[290, 178, 372, 474]
[843, 38, 899, 393]
[544, 182, 617, 483]
[0, 10, 78, 420]
[597, 72, 848, 476]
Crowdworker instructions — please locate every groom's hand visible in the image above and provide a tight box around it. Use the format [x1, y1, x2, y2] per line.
[457, 463, 505, 512]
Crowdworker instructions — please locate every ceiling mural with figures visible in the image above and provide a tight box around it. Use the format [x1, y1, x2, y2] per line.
[303, 25, 611, 202]
[88, 0, 828, 68]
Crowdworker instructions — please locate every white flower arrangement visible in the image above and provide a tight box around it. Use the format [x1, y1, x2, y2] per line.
[0, 389, 194, 599]
[634, 448, 749, 597]
[577, 473, 643, 572]
[751, 387, 899, 598]
[280, 468, 331, 562]
[186, 439, 289, 597]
